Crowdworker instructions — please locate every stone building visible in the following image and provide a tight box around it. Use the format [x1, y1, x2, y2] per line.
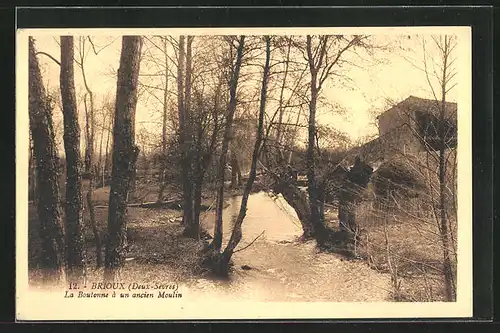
[354, 96, 457, 164]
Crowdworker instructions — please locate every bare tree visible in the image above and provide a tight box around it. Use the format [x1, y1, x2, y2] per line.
[191, 84, 223, 233]
[59, 36, 87, 283]
[103, 99, 114, 184]
[181, 36, 199, 237]
[29, 37, 65, 284]
[275, 36, 293, 154]
[422, 35, 457, 301]
[304, 35, 367, 241]
[174, 35, 197, 235]
[209, 36, 246, 252]
[75, 36, 103, 268]
[157, 38, 171, 203]
[96, 99, 113, 188]
[214, 36, 271, 275]
[104, 36, 143, 282]
[357, 35, 458, 301]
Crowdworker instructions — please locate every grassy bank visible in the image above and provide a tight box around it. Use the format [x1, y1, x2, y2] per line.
[353, 200, 457, 302]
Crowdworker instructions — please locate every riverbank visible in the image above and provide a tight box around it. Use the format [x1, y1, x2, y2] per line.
[28, 185, 391, 302]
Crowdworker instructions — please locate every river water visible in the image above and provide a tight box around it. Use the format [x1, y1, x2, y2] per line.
[189, 192, 391, 302]
[202, 192, 304, 246]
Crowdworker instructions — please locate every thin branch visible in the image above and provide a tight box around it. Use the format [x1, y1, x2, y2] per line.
[233, 230, 266, 253]
[87, 36, 119, 55]
[35, 51, 60, 66]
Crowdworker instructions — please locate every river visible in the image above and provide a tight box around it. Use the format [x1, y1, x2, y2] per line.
[190, 192, 391, 302]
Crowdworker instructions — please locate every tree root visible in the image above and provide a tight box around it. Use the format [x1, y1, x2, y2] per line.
[200, 249, 233, 278]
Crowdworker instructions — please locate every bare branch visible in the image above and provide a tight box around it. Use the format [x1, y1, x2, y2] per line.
[233, 230, 266, 253]
[35, 51, 60, 66]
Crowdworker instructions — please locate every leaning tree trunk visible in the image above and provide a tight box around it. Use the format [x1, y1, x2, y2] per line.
[60, 36, 86, 283]
[274, 179, 313, 238]
[104, 36, 143, 282]
[28, 37, 65, 284]
[210, 36, 246, 252]
[215, 36, 271, 276]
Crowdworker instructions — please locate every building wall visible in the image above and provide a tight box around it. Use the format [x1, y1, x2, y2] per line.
[356, 124, 422, 164]
[381, 125, 422, 156]
[353, 96, 457, 165]
[378, 105, 415, 136]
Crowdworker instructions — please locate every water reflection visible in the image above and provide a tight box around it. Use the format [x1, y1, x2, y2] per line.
[202, 192, 303, 246]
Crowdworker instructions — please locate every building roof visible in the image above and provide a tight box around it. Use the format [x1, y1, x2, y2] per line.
[378, 95, 457, 121]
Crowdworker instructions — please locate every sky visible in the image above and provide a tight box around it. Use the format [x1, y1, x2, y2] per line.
[29, 29, 463, 150]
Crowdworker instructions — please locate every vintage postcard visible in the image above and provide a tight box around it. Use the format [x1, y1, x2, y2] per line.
[16, 26, 472, 320]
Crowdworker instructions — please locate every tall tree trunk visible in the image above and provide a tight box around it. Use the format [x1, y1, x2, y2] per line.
[79, 37, 102, 269]
[305, 35, 325, 240]
[275, 36, 292, 155]
[237, 162, 243, 185]
[192, 175, 203, 229]
[60, 36, 86, 283]
[439, 127, 454, 301]
[306, 77, 323, 238]
[83, 96, 103, 268]
[104, 119, 112, 182]
[97, 117, 105, 187]
[192, 145, 207, 232]
[157, 40, 169, 203]
[176, 36, 193, 229]
[217, 36, 271, 275]
[191, 91, 221, 233]
[230, 149, 241, 188]
[210, 36, 246, 252]
[28, 37, 65, 284]
[287, 106, 303, 164]
[128, 158, 138, 202]
[438, 37, 455, 301]
[182, 36, 197, 237]
[187, 115, 203, 236]
[104, 36, 143, 282]
[29, 134, 37, 202]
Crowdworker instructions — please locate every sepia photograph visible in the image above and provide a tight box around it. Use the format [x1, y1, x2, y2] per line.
[16, 26, 472, 320]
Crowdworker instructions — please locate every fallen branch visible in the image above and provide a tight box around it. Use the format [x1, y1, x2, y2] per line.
[233, 230, 266, 254]
[94, 199, 218, 211]
[94, 199, 179, 209]
[127, 200, 180, 208]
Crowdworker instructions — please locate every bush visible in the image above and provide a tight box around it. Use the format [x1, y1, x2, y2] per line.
[371, 157, 427, 199]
